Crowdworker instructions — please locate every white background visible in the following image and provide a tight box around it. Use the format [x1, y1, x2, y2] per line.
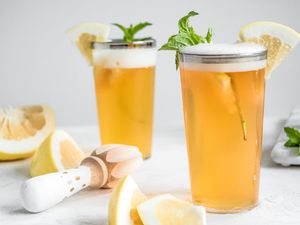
[0, 0, 299, 129]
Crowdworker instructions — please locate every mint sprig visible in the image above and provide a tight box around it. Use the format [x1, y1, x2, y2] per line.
[112, 22, 152, 43]
[284, 127, 300, 155]
[159, 11, 213, 69]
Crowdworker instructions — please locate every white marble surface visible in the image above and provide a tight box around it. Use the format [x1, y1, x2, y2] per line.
[1, 118, 300, 225]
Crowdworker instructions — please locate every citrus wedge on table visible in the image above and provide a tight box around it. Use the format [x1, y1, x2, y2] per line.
[137, 194, 207, 225]
[240, 21, 300, 77]
[0, 105, 55, 161]
[30, 130, 85, 177]
[109, 175, 147, 225]
[67, 22, 110, 64]
[108, 176, 207, 225]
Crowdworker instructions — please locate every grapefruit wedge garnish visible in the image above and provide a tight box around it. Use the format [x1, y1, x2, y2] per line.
[67, 22, 110, 64]
[240, 21, 300, 77]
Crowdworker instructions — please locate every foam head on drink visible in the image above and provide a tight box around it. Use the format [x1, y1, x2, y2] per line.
[92, 42, 156, 159]
[179, 43, 266, 212]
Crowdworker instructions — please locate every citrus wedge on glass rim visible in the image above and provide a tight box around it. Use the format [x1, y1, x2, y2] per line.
[0, 105, 55, 161]
[67, 22, 110, 64]
[239, 21, 300, 77]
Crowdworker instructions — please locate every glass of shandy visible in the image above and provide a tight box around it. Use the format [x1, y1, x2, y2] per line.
[92, 40, 156, 159]
[179, 43, 267, 213]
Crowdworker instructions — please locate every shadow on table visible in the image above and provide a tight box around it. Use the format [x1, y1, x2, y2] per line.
[61, 217, 108, 225]
[8, 207, 28, 215]
[0, 203, 30, 217]
[261, 149, 278, 168]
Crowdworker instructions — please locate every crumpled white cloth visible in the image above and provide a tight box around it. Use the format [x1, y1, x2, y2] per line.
[271, 107, 300, 166]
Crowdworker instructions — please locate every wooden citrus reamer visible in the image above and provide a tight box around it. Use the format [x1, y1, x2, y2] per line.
[20, 144, 142, 213]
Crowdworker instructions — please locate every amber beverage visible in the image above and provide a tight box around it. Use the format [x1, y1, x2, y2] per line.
[179, 44, 267, 213]
[92, 40, 156, 159]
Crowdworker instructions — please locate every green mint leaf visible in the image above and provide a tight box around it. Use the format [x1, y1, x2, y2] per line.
[175, 52, 179, 70]
[178, 11, 199, 33]
[284, 127, 300, 144]
[191, 32, 206, 44]
[159, 43, 178, 51]
[172, 33, 194, 46]
[159, 35, 179, 50]
[132, 22, 152, 36]
[205, 27, 213, 43]
[284, 140, 299, 147]
[284, 127, 300, 156]
[112, 22, 152, 43]
[126, 24, 134, 42]
[112, 23, 129, 37]
[159, 11, 213, 69]
[159, 34, 186, 51]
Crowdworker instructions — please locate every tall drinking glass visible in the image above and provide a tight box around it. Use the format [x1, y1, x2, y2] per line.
[179, 43, 267, 213]
[92, 40, 156, 159]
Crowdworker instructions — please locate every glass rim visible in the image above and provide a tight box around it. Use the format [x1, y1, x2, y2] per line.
[92, 38, 156, 50]
[179, 50, 267, 64]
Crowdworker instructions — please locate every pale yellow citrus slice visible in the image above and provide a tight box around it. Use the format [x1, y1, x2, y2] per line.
[0, 105, 55, 160]
[137, 194, 207, 225]
[30, 130, 85, 177]
[109, 175, 147, 225]
[67, 23, 110, 65]
[240, 21, 300, 77]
